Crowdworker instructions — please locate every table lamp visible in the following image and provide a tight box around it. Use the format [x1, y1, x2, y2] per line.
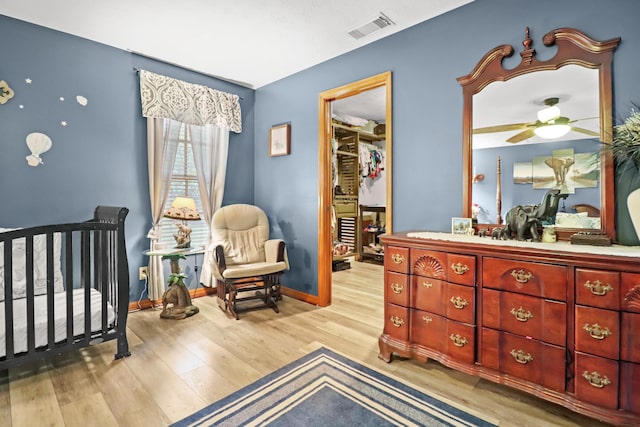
[164, 196, 201, 248]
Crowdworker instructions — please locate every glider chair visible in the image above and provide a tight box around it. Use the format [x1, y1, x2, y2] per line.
[210, 204, 288, 319]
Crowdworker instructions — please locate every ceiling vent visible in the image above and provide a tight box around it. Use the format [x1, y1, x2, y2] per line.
[347, 12, 395, 40]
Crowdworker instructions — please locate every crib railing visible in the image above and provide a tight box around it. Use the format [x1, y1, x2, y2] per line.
[0, 206, 130, 370]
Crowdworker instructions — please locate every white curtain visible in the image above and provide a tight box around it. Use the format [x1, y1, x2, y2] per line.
[146, 118, 182, 300]
[139, 70, 241, 298]
[191, 125, 230, 287]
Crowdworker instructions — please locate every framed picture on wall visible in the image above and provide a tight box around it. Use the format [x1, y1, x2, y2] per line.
[269, 124, 291, 156]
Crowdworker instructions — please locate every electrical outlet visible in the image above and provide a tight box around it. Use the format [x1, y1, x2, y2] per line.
[139, 266, 148, 280]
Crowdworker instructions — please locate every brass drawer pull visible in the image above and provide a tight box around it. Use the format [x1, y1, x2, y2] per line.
[510, 306, 534, 322]
[449, 334, 468, 347]
[583, 323, 612, 340]
[390, 316, 405, 327]
[422, 281, 433, 288]
[450, 296, 469, 309]
[510, 349, 534, 364]
[422, 315, 433, 323]
[582, 371, 612, 388]
[511, 269, 533, 283]
[451, 262, 470, 275]
[390, 283, 404, 294]
[584, 280, 613, 296]
[391, 253, 406, 264]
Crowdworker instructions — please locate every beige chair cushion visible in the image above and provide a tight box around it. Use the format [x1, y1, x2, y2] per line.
[222, 261, 288, 279]
[211, 204, 269, 266]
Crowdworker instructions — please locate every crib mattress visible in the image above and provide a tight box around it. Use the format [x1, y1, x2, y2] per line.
[0, 288, 115, 358]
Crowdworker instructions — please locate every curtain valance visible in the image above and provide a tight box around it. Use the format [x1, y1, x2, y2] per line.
[139, 70, 242, 133]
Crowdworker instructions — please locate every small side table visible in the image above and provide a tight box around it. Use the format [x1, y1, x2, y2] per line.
[146, 247, 203, 320]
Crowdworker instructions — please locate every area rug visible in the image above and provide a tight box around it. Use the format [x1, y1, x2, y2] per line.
[172, 347, 496, 427]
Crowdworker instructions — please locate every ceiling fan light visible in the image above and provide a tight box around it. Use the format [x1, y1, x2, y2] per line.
[534, 123, 571, 139]
[537, 105, 561, 123]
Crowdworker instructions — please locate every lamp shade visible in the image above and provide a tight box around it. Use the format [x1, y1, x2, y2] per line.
[164, 197, 201, 220]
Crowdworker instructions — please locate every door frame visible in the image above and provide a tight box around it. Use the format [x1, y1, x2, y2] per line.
[317, 71, 393, 306]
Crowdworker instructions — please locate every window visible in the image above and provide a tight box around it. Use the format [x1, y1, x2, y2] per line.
[159, 123, 208, 248]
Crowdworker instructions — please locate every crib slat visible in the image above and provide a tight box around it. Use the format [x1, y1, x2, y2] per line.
[65, 231, 74, 345]
[82, 230, 91, 347]
[3, 240, 15, 360]
[26, 235, 36, 354]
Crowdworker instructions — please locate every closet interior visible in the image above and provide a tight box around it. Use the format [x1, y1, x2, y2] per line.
[331, 105, 387, 271]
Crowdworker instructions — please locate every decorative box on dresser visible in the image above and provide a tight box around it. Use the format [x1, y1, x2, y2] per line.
[379, 232, 640, 426]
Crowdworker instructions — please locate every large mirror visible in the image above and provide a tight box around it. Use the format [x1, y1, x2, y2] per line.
[457, 27, 620, 240]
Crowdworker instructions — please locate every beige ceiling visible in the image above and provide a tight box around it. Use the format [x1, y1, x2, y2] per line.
[1, 0, 472, 88]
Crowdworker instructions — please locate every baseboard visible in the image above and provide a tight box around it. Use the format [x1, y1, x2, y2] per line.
[130, 285, 319, 312]
[129, 285, 216, 312]
[281, 286, 321, 306]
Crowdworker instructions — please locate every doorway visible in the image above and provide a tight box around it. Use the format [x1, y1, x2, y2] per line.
[317, 71, 393, 306]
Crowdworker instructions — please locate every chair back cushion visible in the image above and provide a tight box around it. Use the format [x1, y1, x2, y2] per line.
[211, 204, 269, 265]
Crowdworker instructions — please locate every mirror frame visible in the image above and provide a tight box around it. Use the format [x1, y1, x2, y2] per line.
[457, 27, 620, 241]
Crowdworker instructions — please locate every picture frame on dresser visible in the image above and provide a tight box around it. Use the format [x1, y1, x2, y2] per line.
[451, 217, 472, 235]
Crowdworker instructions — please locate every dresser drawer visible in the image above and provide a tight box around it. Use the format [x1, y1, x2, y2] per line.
[385, 271, 409, 307]
[411, 276, 446, 316]
[446, 283, 475, 324]
[411, 249, 448, 279]
[575, 352, 618, 409]
[576, 269, 620, 310]
[483, 258, 566, 301]
[410, 310, 445, 353]
[575, 305, 619, 359]
[384, 246, 409, 274]
[620, 361, 640, 414]
[447, 253, 476, 286]
[621, 273, 640, 313]
[446, 320, 475, 364]
[384, 304, 409, 341]
[483, 288, 566, 346]
[481, 329, 565, 391]
[621, 311, 640, 363]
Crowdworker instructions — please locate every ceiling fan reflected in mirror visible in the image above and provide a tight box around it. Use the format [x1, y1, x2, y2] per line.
[473, 97, 599, 143]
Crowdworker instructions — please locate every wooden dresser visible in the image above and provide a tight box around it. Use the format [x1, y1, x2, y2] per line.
[379, 232, 640, 426]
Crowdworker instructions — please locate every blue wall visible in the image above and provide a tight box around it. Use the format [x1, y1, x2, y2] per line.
[3, 0, 640, 302]
[0, 15, 256, 301]
[254, 0, 640, 296]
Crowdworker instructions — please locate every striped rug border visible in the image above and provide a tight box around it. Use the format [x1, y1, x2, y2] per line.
[172, 347, 497, 427]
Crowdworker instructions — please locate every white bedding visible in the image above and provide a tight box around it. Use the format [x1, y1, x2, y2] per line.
[0, 229, 65, 301]
[0, 288, 115, 357]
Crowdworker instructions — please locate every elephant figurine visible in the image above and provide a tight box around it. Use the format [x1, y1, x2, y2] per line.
[504, 206, 543, 241]
[503, 189, 569, 242]
[491, 227, 507, 240]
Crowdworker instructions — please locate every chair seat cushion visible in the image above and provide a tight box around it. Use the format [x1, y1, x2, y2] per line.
[222, 261, 287, 279]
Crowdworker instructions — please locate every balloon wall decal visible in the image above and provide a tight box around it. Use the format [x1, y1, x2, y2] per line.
[25, 132, 53, 167]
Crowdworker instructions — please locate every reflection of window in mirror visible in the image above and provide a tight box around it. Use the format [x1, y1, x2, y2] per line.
[471, 65, 601, 226]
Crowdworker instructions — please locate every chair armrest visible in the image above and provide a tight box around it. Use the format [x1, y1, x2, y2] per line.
[265, 239, 289, 269]
[212, 244, 227, 280]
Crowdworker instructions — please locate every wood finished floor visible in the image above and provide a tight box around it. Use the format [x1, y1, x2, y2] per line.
[0, 259, 616, 426]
